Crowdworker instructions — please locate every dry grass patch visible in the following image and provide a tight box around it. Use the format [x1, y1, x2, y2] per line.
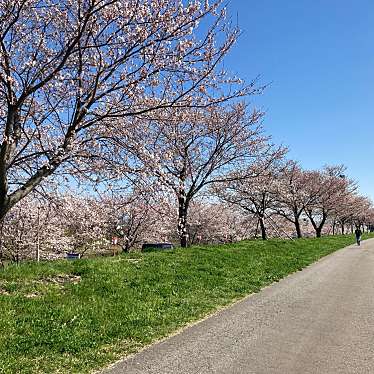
[0, 274, 81, 298]
[42, 274, 81, 286]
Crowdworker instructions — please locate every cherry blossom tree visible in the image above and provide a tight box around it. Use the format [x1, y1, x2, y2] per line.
[104, 195, 153, 252]
[272, 161, 310, 238]
[101, 189, 174, 252]
[214, 163, 283, 240]
[351, 196, 373, 231]
[303, 166, 356, 238]
[0, 197, 40, 263]
[0, 193, 68, 263]
[362, 205, 374, 232]
[0, 0, 251, 220]
[329, 190, 359, 234]
[120, 103, 279, 247]
[187, 201, 254, 244]
[53, 194, 108, 256]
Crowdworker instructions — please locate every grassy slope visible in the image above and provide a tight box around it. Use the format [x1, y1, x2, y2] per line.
[0, 234, 371, 373]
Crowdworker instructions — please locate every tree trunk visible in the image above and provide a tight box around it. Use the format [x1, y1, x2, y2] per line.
[307, 210, 326, 238]
[0, 195, 10, 223]
[123, 240, 130, 253]
[316, 227, 322, 238]
[259, 216, 267, 240]
[294, 218, 302, 238]
[178, 196, 189, 248]
[0, 218, 3, 267]
[254, 218, 259, 239]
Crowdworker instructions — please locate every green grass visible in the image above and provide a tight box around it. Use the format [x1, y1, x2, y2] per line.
[0, 234, 372, 373]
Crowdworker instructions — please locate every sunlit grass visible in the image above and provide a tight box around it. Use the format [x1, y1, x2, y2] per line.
[0, 234, 371, 373]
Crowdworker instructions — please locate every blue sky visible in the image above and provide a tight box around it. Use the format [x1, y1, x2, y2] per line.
[224, 0, 374, 200]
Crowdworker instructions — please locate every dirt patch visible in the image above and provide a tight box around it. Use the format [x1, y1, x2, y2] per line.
[42, 274, 81, 285]
[0, 275, 81, 298]
[23, 275, 82, 298]
[127, 259, 141, 264]
[23, 274, 82, 298]
[0, 287, 9, 296]
[25, 292, 40, 298]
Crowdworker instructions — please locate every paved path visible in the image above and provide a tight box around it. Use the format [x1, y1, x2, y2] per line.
[102, 239, 374, 374]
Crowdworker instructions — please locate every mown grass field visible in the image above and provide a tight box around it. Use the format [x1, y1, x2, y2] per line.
[0, 234, 372, 373]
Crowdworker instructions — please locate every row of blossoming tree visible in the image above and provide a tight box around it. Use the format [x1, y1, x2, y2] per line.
[1, 161, 373, 263]
[0, 1, 373, 263]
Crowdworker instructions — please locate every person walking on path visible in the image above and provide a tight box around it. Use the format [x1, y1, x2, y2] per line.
[355, 227, 362, 245]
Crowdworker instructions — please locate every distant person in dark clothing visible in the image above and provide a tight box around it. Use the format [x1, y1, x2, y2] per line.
[355, 227, 362, 246]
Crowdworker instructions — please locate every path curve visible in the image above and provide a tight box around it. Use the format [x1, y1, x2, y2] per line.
[102, 238, 374, 374]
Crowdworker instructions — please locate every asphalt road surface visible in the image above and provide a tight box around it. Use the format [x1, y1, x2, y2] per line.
[102, 238, 374, 374]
